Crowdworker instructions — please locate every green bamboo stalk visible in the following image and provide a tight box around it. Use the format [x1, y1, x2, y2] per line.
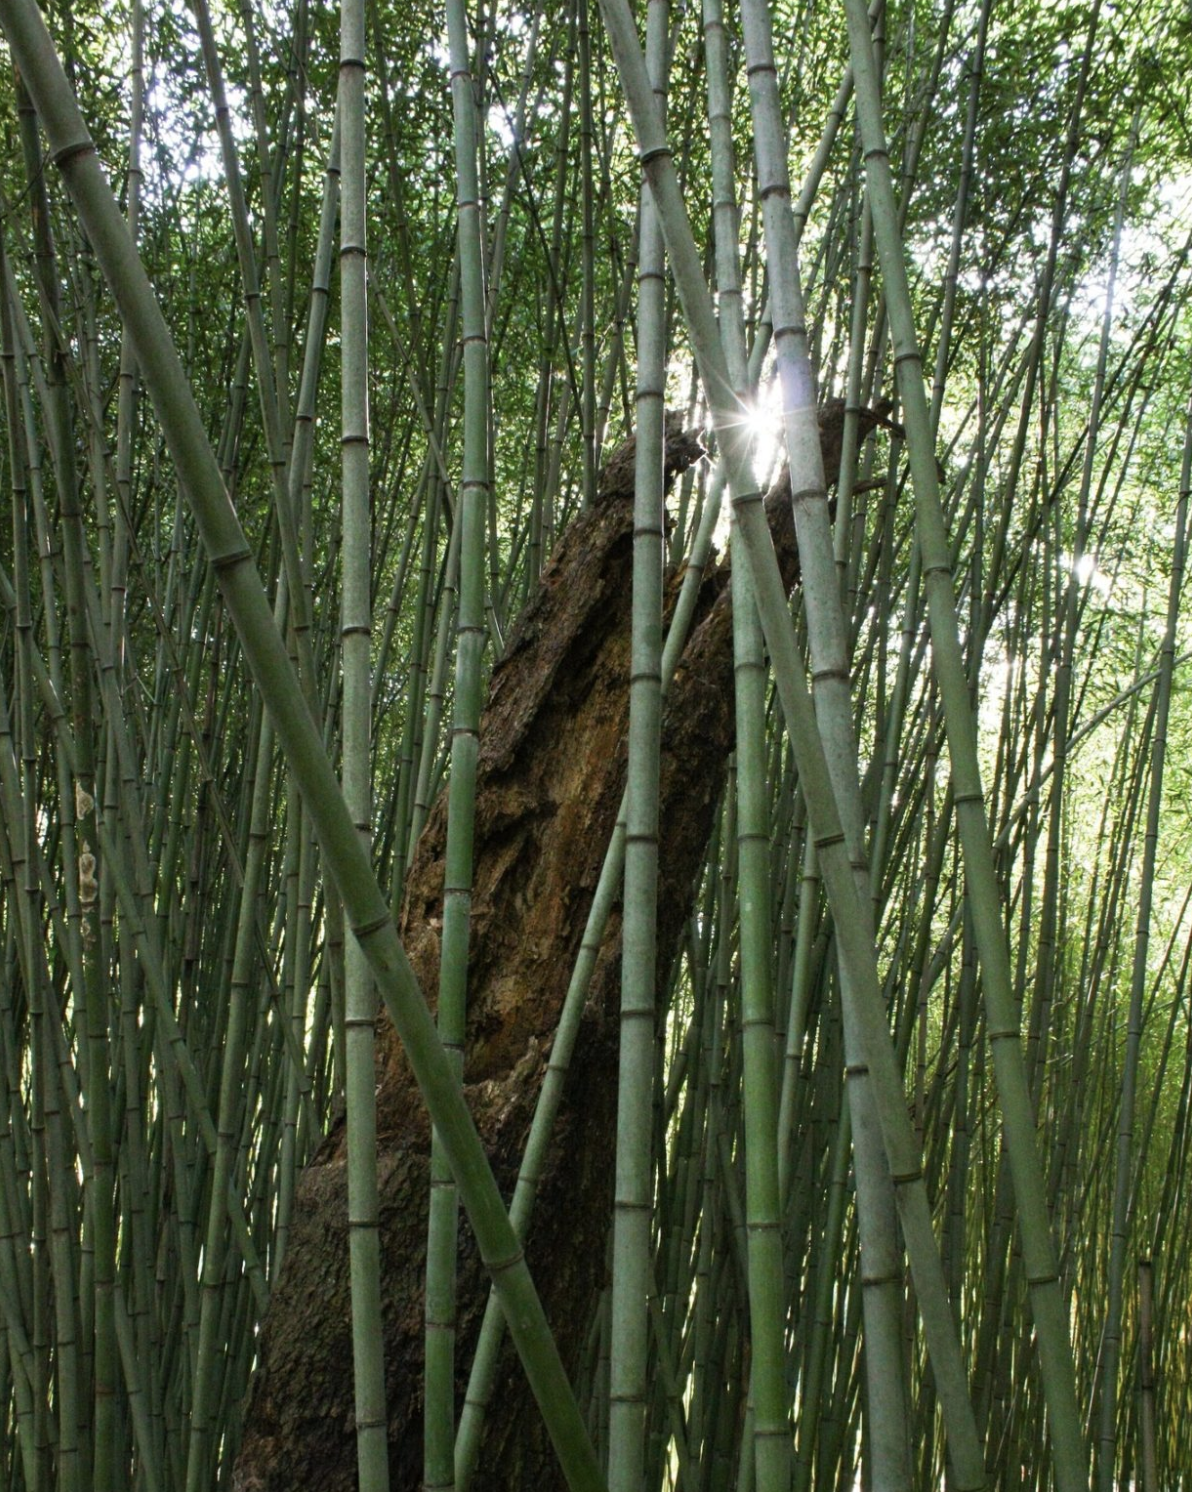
[338, 0, 390, 1482]
[699, 2, 790, 1483]
[607, 2, 668, 1484]
[578, 0, 597, 509]
[424, 0, 493, 1479]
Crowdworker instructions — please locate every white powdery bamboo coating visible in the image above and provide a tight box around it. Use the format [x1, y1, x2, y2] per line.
[837, 0, 1087, 1486]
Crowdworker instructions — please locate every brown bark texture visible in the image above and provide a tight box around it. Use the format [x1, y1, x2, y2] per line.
[233, 407, 877, 1492]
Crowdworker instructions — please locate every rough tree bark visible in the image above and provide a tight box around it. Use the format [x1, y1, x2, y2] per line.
[233, 406, 884, 1492]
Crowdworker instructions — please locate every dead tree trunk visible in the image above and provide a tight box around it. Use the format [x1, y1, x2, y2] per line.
[233, 422, 831, 1492]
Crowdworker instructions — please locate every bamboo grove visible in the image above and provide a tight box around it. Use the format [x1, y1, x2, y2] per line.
[0, 0, 1189, 1487]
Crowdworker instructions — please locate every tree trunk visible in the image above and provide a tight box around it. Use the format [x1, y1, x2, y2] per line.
[233, 426, 816, 1492]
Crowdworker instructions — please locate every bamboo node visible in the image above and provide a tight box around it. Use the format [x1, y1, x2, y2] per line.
[52, 136, 95, 171]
